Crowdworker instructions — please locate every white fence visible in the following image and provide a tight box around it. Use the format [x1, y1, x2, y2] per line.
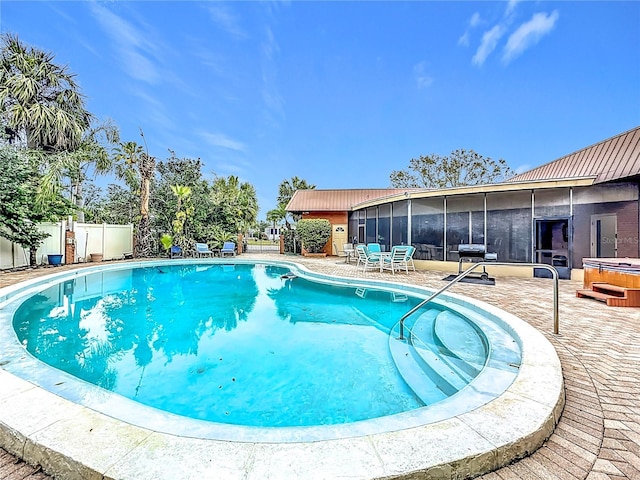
[0, 221, 134, 269]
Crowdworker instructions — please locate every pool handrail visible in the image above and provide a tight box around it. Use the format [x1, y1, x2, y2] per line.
[397, 262, 560, 340]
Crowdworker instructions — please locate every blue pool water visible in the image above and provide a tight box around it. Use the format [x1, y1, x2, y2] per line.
[10, 262, 499, 429]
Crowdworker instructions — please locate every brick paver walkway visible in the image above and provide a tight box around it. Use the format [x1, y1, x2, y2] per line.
[1, 255, 639, 479]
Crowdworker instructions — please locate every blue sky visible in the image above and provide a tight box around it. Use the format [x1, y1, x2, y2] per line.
[2, 1, 639, 217]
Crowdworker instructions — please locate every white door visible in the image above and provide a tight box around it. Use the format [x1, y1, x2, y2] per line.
[332, 224, 348, 254]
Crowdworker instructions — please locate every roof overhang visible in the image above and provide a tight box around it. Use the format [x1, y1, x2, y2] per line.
[352, 177, 597, 210]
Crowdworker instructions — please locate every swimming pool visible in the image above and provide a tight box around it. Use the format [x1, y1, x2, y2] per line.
[0, 259, 564, 479]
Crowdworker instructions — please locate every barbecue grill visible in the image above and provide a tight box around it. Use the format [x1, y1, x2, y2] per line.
[455, 244, 497, 279]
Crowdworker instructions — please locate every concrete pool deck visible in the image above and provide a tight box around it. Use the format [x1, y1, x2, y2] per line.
[1, 253, 639, 480]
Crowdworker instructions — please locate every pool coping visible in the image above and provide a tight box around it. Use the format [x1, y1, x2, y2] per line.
[0, 259, 565, 480]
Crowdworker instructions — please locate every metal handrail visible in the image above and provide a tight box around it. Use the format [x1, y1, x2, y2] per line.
[397, 262, 560, 340]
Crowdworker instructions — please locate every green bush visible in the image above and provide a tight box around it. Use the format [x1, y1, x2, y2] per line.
[283, 227, 301, 254]
[296, 219, 331, 254]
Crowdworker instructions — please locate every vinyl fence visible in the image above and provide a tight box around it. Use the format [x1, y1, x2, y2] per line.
[0, 221, 134, 269]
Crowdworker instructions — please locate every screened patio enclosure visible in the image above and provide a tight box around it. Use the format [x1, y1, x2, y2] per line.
[347, 181, 640, 280]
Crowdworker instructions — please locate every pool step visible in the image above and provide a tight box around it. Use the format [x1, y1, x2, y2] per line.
[409, 310, 481, 391]
[389, 312, 451, 404]
[390, 304, 498, 406]
[432, 310, 486, 377]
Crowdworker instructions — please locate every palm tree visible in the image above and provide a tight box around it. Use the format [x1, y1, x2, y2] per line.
[238, 182, 258, 238]
[277, 176, 315, 223]
[112, 141, 143, 191]
[211, 175, 258, 237]
[0, 33, 91, 151]
[266, 206, 287, 238]
[0, 35, 118, 221]
[38, 120, 120, 221]
[170, 184, 193, 249]
[112, 140, 155, 257]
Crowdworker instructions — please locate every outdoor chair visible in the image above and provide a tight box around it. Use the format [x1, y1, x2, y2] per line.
[333, 242, 347, 259]
[170, 245, 183, 259]
[381, 245, 416, 274]
[220, 241, 236, 257]
[343, 243, 355, 263]
[366, 243, 381, 254]
[355, 245, 381, 272]
[195, 242, 214, 257]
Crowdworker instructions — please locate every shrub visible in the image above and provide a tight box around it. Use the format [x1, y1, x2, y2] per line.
[283, 227, 301, 254]
[296, 219, 331, 254]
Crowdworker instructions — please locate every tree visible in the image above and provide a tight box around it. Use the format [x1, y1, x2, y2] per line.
[112, 141, 144, 191]
[266, 206, 287, 236]
[112, 139, 155, 257]
[0, 33, 91, 151]
[0, 146, 72, 265]
[169, 184, 193, 251]
[389, 149, 515, 188]
[38, 119, 120, 221]
[0, 35, 118, 221]
[276, 176, 315, 225]
[85, 184, 136, 224]
[152, 152, 212, 241]
[210, 175, 258, 237]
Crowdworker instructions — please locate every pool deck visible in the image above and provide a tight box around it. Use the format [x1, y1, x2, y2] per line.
[1, 253, 639, 480]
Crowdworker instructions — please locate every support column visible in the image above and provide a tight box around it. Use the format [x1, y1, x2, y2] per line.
[65, 230, 75, 265]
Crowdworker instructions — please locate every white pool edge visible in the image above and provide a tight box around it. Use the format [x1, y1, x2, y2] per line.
[0, 260, 564, 480]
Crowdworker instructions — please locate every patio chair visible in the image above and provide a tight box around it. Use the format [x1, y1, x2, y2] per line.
[366, 243, 381, 254]
[355, 245, 381, 272]
[343, 243, 355, 263]
[170, 245, 183, 259]
[195, 242, 214, 257]
[381, 245, 416, 274]
[220, 241, 236, 257]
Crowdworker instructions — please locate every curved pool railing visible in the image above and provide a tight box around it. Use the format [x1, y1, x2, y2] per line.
[398, 261, 560, 341]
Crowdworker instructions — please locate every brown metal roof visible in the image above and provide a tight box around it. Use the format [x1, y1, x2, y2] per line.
[508, 126, 640, 184]
[286, 188, 423, 212]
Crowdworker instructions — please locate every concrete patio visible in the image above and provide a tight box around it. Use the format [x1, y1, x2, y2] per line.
[1, 253, 639, 480]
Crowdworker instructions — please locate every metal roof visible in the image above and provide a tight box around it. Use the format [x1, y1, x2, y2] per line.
[507, 126, 640, 184]
[286, 188, 424, 212]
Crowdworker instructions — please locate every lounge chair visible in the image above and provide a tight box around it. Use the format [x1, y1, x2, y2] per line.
[355, 245, 381, 272]
[381, 245, 415, 274]
[220, 241, 236, 257]
[195, 242, 214, 257]
[170, 245, 183, 259]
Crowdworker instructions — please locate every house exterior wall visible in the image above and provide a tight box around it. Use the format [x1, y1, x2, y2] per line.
[572, 182, 639, 267]
[301, 211, 348, 255]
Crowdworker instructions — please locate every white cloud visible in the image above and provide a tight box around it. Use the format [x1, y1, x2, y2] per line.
[413, 61, 434, 89]
[458, 12, 481, 47]
[472, 24, 506, 66]
[199, 132, 245, 152]
[90, 3, 162, 84]
[470, 12, 481, 27]
[503, 10, 559, 63]
[206, 4, 247, 39]
[458, 31, 470, 47]
[505, 0, 521, 17]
